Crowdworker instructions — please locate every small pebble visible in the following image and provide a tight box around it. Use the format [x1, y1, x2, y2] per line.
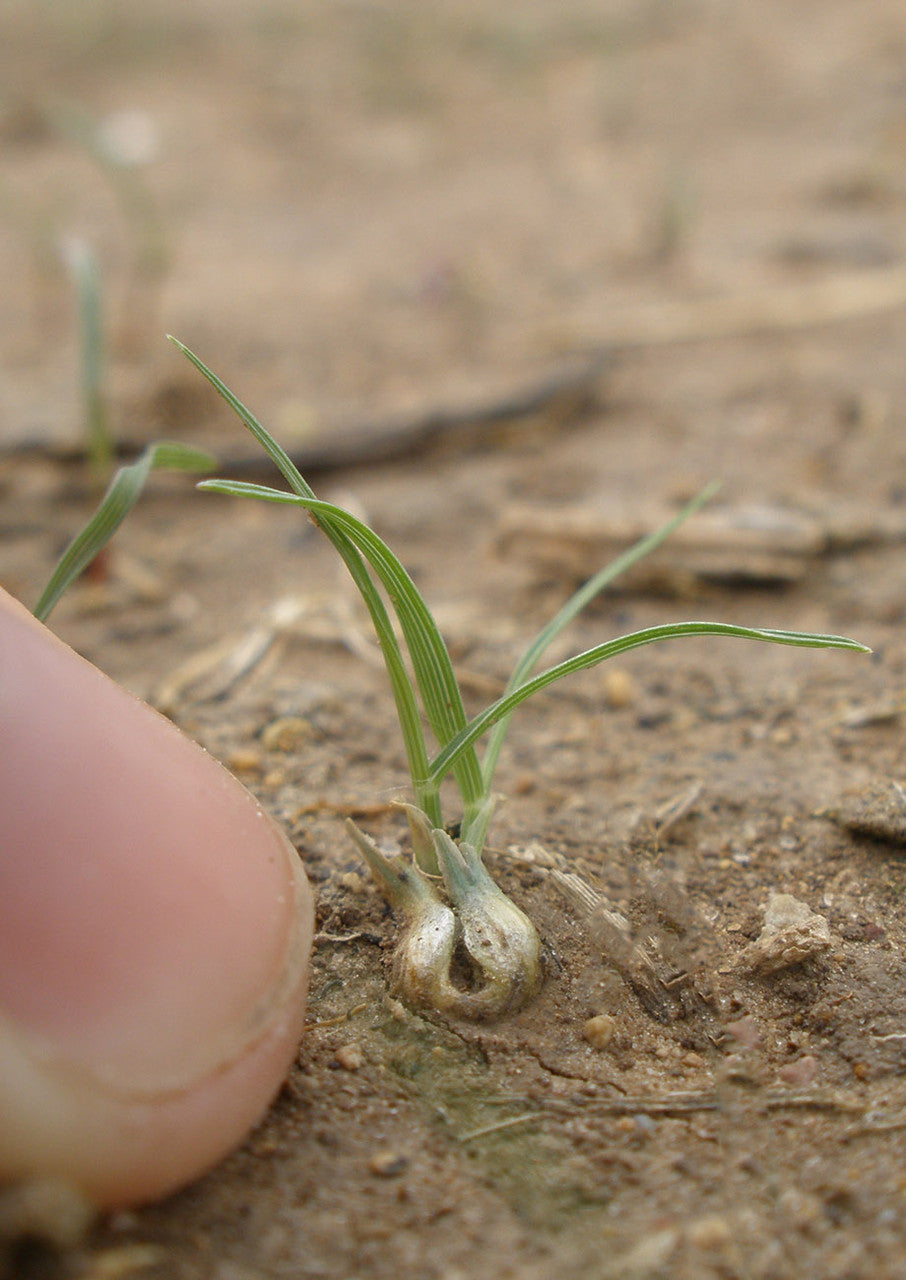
[777, 1054, 818, 1086]
[226, 747, 263, 774]
[602, 668, 638, 709]
[79, 1245, 165, 1276]
[333, 1043, 364, 1071]
[582, 1013, 616, 1051]
[367, 1150, 409, 1177]
[738, 893, 831, 974]
[827, 779, 906, 844]
[777, 1187, 823, 1230]
[725, 1016, 761, 1050]
[686, 1214, 732, 1250]
[610, 1229, 679, 1274]
[261, 716, 312, 752]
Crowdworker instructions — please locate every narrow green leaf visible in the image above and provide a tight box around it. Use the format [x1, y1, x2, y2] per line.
[430, 621, 870, 787]
[169, 337, 314, 499]
[33, 442, 216, 623]
[171, 339, 441, 821]
[479, 482, 721, 795]
[146, 442, 220, 471]
[178, 337, 484, 814]
[199, 477, 486, 814]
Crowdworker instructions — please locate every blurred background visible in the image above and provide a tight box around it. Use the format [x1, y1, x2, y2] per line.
[3, 0, 906, 464]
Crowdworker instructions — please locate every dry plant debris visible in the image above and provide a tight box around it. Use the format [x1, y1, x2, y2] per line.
[737, 893, 832, 975]
[496, 498, 906, 592]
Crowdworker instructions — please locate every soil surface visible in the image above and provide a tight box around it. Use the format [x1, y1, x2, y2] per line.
[5, 3, 906, 1278]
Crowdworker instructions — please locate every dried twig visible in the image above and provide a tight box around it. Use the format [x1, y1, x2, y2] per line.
[461, 1087, 866, 1139]
[15, 266, 906, 474]
[7, 355, 606, 473]
[303, 1002, 369, 1031]
[458, 1113, 545, 1142]
[652, 781, 704, 840]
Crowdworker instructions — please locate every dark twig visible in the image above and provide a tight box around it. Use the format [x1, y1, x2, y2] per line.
[4, 355, 606, 476]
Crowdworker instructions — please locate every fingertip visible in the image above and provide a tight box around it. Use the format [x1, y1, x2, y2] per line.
[0, 586, 314, 1205]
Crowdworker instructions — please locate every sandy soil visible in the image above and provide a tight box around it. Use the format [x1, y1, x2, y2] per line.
[4, 3, 906, 1277]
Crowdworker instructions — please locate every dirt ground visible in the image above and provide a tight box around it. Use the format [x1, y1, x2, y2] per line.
[5, 2, 906, 1277]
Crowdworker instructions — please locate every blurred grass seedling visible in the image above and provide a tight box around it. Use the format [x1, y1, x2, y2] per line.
[175, 336, 868, 1020]
[33, 440, 216, 623]
[48, 239, 196, 596]
[7, 100, 177, 590]
[1, 97, 168, 480]
[61, 236, 111, 489]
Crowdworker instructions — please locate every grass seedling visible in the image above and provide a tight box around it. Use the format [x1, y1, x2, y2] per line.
[33, 441, 216, 623]
[2, 97, 170, 502]
[172, 336, 869, 1020]
[36, 246, 205, 600]
[61, 236, 111, 488]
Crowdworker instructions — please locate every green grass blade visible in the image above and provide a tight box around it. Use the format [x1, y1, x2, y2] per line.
[142, 442, 219, 471]
[169, 337, 315, 499]
[430, 620, 870, 789]
[33, 441, 216, 622]
[170, 339, 441, 822]
[174, 339, 484, 815]
[479, 482, 721, 796]
[200, 477, 486, 815]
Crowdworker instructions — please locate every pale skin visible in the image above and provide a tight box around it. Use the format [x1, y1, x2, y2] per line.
[0, 587, 314, 1208]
